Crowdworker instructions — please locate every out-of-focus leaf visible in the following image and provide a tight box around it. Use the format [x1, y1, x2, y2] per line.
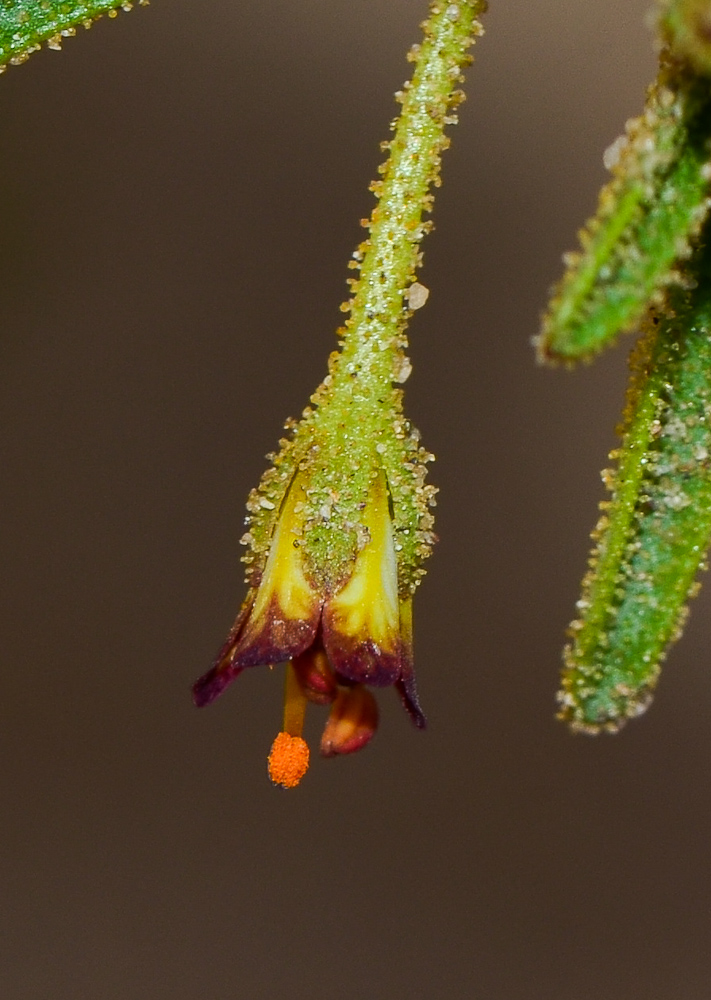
[0, 0, 143, 71]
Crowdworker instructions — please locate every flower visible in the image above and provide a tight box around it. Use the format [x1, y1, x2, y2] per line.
[193, 458, 433, 787]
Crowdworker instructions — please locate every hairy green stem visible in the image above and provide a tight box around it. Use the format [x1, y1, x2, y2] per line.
[338, 0, 485, 383]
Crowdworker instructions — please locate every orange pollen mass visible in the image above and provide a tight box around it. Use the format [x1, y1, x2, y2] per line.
[268, 732, 310, 789]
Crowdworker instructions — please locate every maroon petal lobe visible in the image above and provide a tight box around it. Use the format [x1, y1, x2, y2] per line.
[321, 619, 401, 688]
[230, 595, 319, 670]
[192, 565, 322, 708]
[291, 642, 338, 705]
[320, 685, 379, 757]
[192, 595, 255, 707]
[193, 663, 246, 707]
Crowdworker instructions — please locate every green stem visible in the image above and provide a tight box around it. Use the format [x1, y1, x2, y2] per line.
[337, 0, 486, 386]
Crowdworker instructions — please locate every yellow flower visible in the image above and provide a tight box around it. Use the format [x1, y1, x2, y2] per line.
[193, 469, 426, 787]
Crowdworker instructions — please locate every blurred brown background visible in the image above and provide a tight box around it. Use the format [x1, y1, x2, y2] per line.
[2, 1, 709, 997]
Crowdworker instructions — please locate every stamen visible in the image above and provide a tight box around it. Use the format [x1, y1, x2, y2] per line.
[268, 732, 310, 789]
[282, 661, 308, 737]
[267, 662, 310, 788]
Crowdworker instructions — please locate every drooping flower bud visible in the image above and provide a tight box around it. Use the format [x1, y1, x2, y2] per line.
[192, 0, 487, 784]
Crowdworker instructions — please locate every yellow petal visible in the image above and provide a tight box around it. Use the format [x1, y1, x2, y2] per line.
[232, 473, 321, 665]
[322, 471, 401, 685]
[328, 472, 398, 644]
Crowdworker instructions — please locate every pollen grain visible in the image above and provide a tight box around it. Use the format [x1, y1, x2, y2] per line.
[268, 732, 310, 789]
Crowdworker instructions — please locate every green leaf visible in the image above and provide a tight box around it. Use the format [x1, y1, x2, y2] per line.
[536, 58, 711, 364]
[659, 0, 711, 76]
[558, 232, 711, 731]
[0, 0, 144, 70]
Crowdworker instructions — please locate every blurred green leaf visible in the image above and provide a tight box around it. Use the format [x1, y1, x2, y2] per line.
[0, 0, 143, 70]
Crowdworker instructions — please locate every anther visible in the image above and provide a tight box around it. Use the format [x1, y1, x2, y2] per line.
[268, 732, 310, 789]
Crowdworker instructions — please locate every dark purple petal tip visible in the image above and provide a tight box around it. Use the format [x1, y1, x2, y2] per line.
[192, 665, 243, 707]
[396, 676, 427, 729]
